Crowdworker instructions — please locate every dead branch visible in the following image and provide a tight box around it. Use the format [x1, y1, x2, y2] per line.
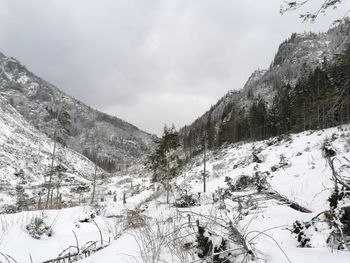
[92, 219, 104, 246]
[0, 251, 17, 263]
[327, 156, 350, 191]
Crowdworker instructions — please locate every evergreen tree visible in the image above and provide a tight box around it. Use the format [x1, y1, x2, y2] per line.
[147, 125, 182, 203]
[248, 98, 268, 140]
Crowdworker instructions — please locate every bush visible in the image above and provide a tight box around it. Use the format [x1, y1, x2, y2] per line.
[195, 221, 230, 262]
[174, 190, 199, 208]
[78, 210, 96, 223]
[3, 205, 16, 214]
[328, 205, 350, 250]
[26, 215, 52, 239]
[292, 220, 312, 247]
[327, 189, 350, 250]
[321, 137, 336, 158]
[224, 172, 269, 192]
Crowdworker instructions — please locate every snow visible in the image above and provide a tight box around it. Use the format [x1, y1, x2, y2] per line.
[1, 125, 348, 262]
[80, 234, 141, 263]
[0, 207, 106, 262]
[0, 21, 349, 263]
[0, 95, 101, 209]
[0, 52, 154, 173]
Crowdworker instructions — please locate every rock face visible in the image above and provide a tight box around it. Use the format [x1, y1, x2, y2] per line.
[179, 23, 349, 152]
[0, 54, 154, 171]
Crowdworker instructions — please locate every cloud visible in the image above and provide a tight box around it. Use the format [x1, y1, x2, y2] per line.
[101, 92, 214, 135]
[0, 0, 349, 134]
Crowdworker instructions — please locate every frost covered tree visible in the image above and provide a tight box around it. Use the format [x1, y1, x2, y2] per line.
[15, 184, 29, 211]
[281, 0, 349, 23]
[71, 183, 91, 205]
[45, 103, 71, 209]
[52, 164, 67, 209]
[147, 124, 181, 203]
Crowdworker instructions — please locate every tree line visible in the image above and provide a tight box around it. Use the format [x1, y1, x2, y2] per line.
[182, 44, 350, 154]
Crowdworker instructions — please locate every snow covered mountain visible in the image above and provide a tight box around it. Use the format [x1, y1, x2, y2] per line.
[0, 53, 154, 172]
[180, 23, 349, 152]
[0, 94, 103, 208]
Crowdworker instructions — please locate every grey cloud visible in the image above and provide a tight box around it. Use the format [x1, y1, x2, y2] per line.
[0, 0, 349, 134]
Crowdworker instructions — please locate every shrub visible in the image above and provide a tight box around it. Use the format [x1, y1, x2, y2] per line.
[126, 209, 145, 228]
[224, 172, 269, 193]
[321, 137, 336, 158]
[78, 210, 96, 223]
[3, 205, 16, 214]
[174, 190, 199, 208]
[327, 189, 350, 250]
[26, 215, 52, 239]
[195, 221, 230, 262]
[292, 220, 312, 247]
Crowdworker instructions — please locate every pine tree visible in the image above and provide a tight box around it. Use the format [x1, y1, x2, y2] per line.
[147, 124, 181, 204]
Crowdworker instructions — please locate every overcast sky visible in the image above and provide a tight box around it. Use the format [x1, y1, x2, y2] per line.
[0, 0, 349, 135]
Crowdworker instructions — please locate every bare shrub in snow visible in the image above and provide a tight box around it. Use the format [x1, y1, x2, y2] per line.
[180, 211, 256, 262]
[223, 172, 269, 193]
[77, 210, 97, 223]
[15, 184, 29, 211]
[293, 155, 350, 250]
[291, 220, 312, 247]
[133, 219, 192, 263]
[321, 137, 337, 158]
[126, 209, 146, 228]
[70, 183, 91, 205]
[327, 189, 350, 250]
[26, 214, 52, 239]
[195, 220, 231, 262]
[271, 154, 290, 172]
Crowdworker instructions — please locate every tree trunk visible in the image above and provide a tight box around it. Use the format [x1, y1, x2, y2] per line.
[46, 130, 57, 209]
[59, 193, 62, 209]
[203, 144, 207, 193]
[303, 102, 306, 130]
[50, 190, 53, 209]
[166, 164, 170, 204]
[90, 164, 97, 205]
[38, 194, 42, 210]
[56, 186, 59, 209]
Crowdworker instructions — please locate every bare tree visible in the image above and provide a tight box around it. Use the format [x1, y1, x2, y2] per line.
[90, 163, 98, 205]
[203, 142, 207, 193]
[53, 165, 67, 209]
[45, 103, 71, 209]
[280, 0, 349, 23]
[45, 131, 58, 209]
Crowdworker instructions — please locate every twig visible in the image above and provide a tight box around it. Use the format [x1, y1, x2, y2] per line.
[72, 230, 80, 255]
[92, 219, 103, 246]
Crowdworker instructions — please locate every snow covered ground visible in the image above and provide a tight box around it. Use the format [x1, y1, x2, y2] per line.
[1, 125, 350, 262]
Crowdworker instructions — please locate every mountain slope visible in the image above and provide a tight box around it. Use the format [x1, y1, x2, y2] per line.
[180, 23, 350, 153]
[0, 91, 349, 262]
[0, 94, 102, 208]
[2, 124, 349, 262]
[0, 53, 154, 171]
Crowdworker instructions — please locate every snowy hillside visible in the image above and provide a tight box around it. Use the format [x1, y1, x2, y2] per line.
[1, 124, 349, 262]
[180, 22, 350, 152]
[0, 52, 154, 171]
[0, 95, 102, 210]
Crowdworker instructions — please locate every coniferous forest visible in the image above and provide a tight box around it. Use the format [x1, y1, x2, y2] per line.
[182, 43, 350, 154]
